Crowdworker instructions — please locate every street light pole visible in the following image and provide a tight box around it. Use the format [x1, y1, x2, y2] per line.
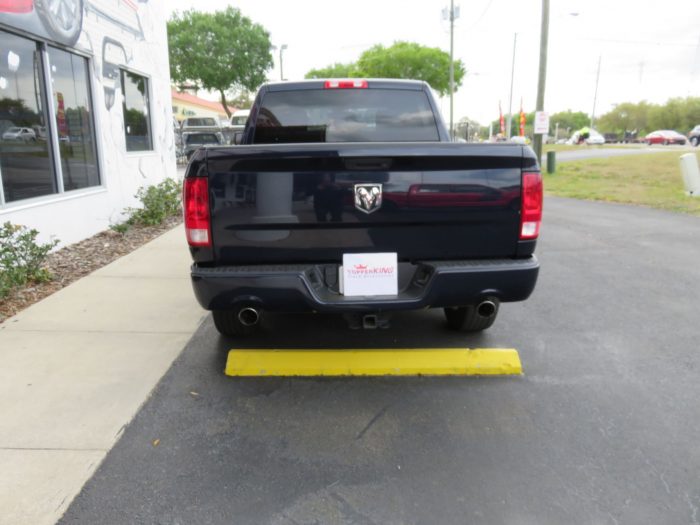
[532, 0, 550, 164]
[506, 33, 517, 139]
[590, 55, 602, 127]
[279, 44, 288, 81]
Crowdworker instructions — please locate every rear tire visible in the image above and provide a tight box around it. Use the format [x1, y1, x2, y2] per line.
[444, 301, 499, 332]
[212, 308, 261, 337]
[691, 137, 699, 147]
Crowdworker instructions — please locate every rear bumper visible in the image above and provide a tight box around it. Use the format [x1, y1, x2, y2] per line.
[191, 257, 539, 312]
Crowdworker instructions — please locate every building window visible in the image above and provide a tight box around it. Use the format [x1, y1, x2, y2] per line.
[0, 29, 101, 206]
[121, 70, 152, 151]
[47, 46, 99, 192]
[0, 31, 55, 202]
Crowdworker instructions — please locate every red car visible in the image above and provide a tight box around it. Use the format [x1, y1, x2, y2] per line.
[645, 130, 688, 145]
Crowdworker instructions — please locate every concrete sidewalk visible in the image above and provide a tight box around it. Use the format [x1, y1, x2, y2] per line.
[0, 225, 205, 525]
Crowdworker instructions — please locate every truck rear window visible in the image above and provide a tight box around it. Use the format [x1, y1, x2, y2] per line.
[186, 118, 216, 127]
[253, 89, 439, 143]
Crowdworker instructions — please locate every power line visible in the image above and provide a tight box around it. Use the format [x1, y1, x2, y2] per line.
[468, 0, 495, 29]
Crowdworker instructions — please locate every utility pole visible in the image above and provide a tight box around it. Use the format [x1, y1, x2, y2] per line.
[590, 55, 601, 128]
[532, 0, 549, 164]
[279, 44, 288, 81]
[506, 33, 517, 139]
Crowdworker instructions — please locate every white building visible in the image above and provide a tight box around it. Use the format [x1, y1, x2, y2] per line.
[0, 0, 175, 246]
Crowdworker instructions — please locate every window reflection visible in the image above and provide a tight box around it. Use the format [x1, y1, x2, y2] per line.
[0, 30, 55, 202]
[121, 70, 152, 151]
[48, 46, 99, 191]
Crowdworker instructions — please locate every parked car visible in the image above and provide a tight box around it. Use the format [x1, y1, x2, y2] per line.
[645, 130, 687, 145]
[230, 109, 250, 132]
[689, 125, 700, 147]
[566, 128, 605, 145]
[183, 79, 542, 336]
[2, 127, 37, 141]
[585, 130, 605, 145]
[181, 117, 220, 130]
[182, 132, 222, 160]
[180, 117, 224, 146]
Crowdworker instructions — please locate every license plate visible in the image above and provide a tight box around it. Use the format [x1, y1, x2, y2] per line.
[339, 253, 398, 296]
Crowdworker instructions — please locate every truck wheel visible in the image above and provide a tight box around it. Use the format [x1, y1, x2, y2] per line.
[212, 308, 261, 337]
[444, 300, 499, 332]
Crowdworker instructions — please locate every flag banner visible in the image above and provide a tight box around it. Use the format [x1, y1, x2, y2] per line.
[499, 101, 505, 134]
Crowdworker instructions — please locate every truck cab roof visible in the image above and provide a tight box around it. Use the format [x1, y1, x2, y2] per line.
[262, 79, 430, 92]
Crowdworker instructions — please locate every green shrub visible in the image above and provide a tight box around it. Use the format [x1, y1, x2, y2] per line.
[127, 178, 182, 226]
[109, 222, 130, 234]
[0, 222, 58, 299]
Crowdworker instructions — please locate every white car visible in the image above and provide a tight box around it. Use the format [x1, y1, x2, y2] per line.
[585, 130, 605, 145]
[2, 127, 36, 141]
[230, 109, 250, 132]
[566, 129, 605, 145]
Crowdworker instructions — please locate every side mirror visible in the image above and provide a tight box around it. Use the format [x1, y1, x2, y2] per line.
[233, 131, 243, 145]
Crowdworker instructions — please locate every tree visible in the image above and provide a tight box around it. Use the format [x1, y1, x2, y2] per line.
[306, 62, 357, 79]
[549, 110, 589, 136]
[454, 117, 481, 141]
[168, 8, 273, 118]
[227, 90, 255, 110]
[305, 42, 465, 97]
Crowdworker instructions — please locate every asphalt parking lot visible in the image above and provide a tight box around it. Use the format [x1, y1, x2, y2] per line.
[60, 197, 700, 525]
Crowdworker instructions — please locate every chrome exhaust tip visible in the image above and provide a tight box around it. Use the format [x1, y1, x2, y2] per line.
[238, 307, 260, 326]
[476, 300, 497, 318]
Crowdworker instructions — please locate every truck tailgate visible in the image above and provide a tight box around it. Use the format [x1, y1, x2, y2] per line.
[204, 143, 532, 265]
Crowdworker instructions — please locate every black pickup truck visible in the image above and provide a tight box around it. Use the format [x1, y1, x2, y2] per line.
[183, 79, 542, 336]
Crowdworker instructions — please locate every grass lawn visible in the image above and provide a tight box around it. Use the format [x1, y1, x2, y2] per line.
[544, 151, 700, 216]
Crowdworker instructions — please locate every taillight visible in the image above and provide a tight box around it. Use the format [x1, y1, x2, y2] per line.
[520, 171, 543, 240]
[324, 79, 368, 89]
[183, 178, 211, 247]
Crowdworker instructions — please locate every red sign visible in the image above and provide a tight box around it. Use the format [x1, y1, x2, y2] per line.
[56, 92, 68, 137]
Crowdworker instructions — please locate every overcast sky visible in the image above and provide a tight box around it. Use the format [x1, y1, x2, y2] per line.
[167, 0, 700, 127]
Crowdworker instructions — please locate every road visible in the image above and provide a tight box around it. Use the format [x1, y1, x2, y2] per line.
[60, 197, 700, 525]
[548, 144, 695, 163]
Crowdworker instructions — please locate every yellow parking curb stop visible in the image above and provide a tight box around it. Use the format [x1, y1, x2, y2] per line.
[225, 348, 522, 377]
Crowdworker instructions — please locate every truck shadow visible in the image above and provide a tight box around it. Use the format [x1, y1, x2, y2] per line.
[213, 309, 502, 350]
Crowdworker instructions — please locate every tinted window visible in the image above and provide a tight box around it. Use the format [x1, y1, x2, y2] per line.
[121, 70, 152, 151]
[185, 133, 219, 145]
[231, 116, 247, 126]
[0, 31, 55, 202]
[186, 118, 216, 127]
[253, 89, 439, 143]
[48, 46, 99, 191]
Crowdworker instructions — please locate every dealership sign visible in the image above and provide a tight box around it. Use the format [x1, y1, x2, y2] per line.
[534, 111, 550, 134]
[340, 253, 398, 296]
